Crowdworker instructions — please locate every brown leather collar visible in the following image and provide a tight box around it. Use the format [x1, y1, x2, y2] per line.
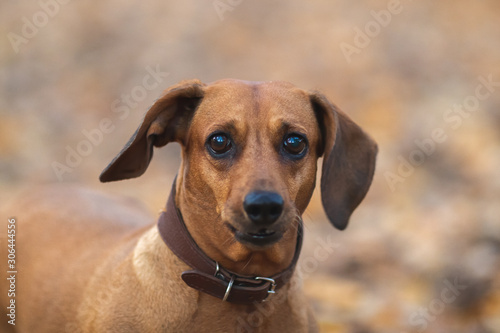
[157, 181, 303, 304]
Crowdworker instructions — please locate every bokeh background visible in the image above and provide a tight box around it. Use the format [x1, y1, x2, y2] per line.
[1, 0, 500, 332]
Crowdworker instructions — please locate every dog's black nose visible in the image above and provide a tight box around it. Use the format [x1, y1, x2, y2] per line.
[243, 191, 284, 225]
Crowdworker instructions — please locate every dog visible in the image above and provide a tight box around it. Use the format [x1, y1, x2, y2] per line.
[1, 79, 377, 332]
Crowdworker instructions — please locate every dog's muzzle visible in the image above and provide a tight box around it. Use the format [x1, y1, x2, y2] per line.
[157, 179, 303, 304]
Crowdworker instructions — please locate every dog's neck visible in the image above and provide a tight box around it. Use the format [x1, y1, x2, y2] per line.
[157, 179, 303, 304]
[175, 172, 299, 277]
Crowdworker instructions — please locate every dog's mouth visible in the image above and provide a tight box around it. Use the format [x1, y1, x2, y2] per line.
[225, 223, 283, 247]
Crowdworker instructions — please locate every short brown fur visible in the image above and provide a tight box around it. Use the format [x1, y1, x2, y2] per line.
[0, 79, 377, 332]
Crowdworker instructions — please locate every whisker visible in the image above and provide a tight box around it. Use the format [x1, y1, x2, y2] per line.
[221, 234, 235, 247]
[241, 253, 254, 271]
[291, 209, 305, 235]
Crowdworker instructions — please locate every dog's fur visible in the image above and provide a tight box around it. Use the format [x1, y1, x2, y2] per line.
[1, 79, 377, 332]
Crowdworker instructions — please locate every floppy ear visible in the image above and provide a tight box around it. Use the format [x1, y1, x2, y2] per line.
[99, 79, 205, 182]
[310, 92, 378, 230]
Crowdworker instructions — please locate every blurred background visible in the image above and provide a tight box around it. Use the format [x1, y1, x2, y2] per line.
[1, 0, 499, 332]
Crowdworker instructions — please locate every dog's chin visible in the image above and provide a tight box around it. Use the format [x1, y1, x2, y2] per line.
[225, 223, 283, 248]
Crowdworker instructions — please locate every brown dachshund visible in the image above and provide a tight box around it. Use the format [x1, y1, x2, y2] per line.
[0, 79, 377, 332]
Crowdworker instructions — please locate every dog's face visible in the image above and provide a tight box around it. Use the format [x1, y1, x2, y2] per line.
[177, 81, 321, 270]
[100, 79, 377, 276]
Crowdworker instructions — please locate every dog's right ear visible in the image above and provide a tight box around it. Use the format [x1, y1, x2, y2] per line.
[99, 79, 205, 182]
[310, 92, 377, 230]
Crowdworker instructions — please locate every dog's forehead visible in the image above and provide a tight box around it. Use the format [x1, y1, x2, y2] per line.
[205, 79, 302, 101]
[196, 79, 315, 122]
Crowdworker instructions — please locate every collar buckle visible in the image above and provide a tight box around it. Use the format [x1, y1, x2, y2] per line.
[216, 262, 277, 302]
[254, 276, 276, 301]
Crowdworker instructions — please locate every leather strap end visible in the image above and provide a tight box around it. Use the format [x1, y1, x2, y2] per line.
[181, 270, 271, 304]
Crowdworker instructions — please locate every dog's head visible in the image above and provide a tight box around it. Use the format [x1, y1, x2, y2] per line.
[100, 79, 377, 275]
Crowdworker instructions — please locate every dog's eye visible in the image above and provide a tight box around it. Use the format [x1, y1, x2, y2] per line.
[208, 133, 232, 155]
[283, 134, 307, 156]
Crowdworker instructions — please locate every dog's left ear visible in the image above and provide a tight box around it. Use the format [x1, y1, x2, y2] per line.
[100, 79, 206, 182]
[310, 92, 378, 230]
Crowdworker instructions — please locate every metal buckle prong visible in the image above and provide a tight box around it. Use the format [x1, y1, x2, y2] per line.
[222, 275, 235, 302]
